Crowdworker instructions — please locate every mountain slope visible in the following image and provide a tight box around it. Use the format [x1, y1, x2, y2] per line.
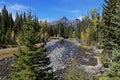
[50, 16, 80, 28]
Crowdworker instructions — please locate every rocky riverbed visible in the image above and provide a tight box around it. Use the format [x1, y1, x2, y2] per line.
[45, 39, 80, 71]
[45, 39, 102, 74]
[0, 57, 14, 80]
[0, 39, 103, 79]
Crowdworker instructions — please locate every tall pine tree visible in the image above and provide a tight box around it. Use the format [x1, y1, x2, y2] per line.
[1, 5, 9, 44]
[12, 12, 54, 80]
[102, 0, 120, 79]
[102, 0, 118, 50]
[99, 0, 120, 79]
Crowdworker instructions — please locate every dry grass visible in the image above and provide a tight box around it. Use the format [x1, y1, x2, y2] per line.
[0, 48, 17, 60]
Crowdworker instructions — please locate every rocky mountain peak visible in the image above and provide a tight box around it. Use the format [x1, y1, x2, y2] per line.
[50, 16, 80, 28]
[60, 16, 68, 21]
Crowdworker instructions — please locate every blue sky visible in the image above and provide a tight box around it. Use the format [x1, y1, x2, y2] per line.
[0, 0, 104, 22]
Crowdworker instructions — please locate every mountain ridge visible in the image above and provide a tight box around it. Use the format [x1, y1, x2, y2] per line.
[49, 16, 80, 28]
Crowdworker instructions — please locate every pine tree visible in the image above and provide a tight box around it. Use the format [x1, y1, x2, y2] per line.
[102, 0, 118, 50]
[1, 5, 9, 44]
[14, 12, 20, 34]
[76, 21, 81, 39]
[1, 5, 9, 34]
[33, 15, 40, 32]
[19, 14, 23, 32]
[68, 25, 74, 38]
[107, 49, 120, 79]
[12, 13, 54, 80]
[99, 0, 120, 79]
[8, 13, 14, 44]
[8, 13, 14, 32]
[110, 0, 120, 48]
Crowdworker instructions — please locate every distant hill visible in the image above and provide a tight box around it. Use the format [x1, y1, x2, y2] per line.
[49, 16, 80, 28]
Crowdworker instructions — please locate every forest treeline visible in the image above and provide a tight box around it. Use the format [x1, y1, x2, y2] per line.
[0, 5, 100, 48]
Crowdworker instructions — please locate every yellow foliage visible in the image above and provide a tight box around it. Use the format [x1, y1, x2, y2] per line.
[92, 18, 99, 27]
[57, 34, 60, 37]
[99, 77, 110, 80]
[92, 18, 99, 33]
[16, 36, 20, 45]
[54, 34, 57, 37]
[11, 31, 15, 39]
[81, 28, 90, 42]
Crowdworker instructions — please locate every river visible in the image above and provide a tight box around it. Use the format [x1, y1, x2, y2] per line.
[0, 39, 102, 79]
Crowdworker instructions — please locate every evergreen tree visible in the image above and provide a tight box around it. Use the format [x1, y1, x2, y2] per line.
[8, 13, 14, 31]
[1, 5, 9, 34]
[99, 0, 120, 79]
[100, 0, 120, 63]
[12, 13, 54, 80]
[19, 14, 23, 31]
[14, 12, 20, 34]
[110, 0, 120, 48]
[68, 25, 75, 38]
[1, 5, 9, 44]
[33, 15, 40, 32]
[102, 0, 118, 50]
[106, 49, 120, 79]
[23, 12, 26, 21]
[8, 13, 14, 44]
[76, 22, 81, 39]
[48, 26, 54, 37]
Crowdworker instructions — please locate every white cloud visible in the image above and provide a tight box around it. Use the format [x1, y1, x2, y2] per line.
[0, 1, 31, 13]
[77, 16, 84, 21]
[9, 4, 29, 11]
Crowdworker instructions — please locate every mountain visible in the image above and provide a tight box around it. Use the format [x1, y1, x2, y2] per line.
[50, 16, 80, 28]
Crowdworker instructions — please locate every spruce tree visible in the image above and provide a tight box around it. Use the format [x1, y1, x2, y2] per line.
[107, 49, 120, 79]
[76, 22, 81, 39]
[7, 13, 14, 44]
[12, 13, 54, 80]
[1, 5, 8, 34]
[1, 5, 9, 44]
[14, 12, 20, 34]
[104, 0, 120, 79]
[110, 0, 120, 48]
[99, 0, 120, 79]
[99, 0, 118, 67]
[102, 0, 118, 50]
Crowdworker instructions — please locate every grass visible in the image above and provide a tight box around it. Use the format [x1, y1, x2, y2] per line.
[0, 48, 16, 60]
